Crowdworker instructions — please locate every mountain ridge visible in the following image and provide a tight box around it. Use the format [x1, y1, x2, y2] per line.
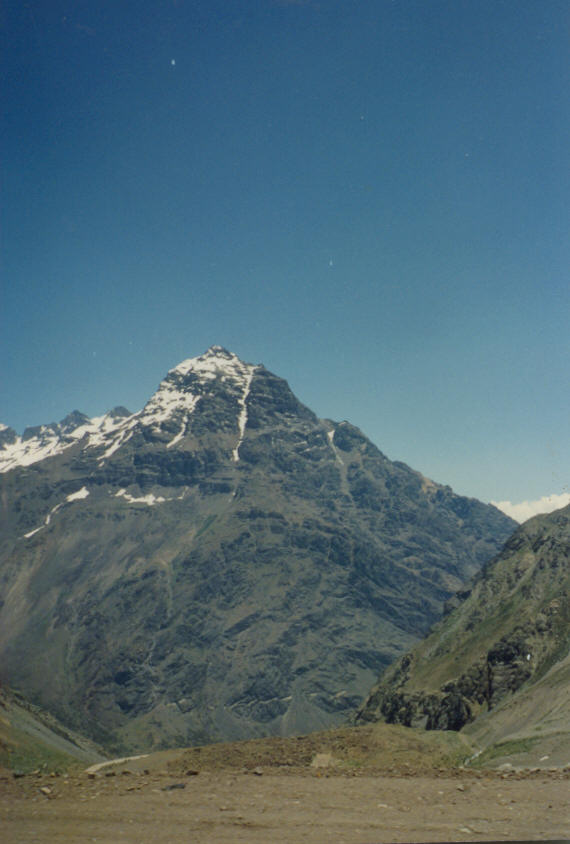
[355, 503, 570, 753]
[0, 346, 517, 752]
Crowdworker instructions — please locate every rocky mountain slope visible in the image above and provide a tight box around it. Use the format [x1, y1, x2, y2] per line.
[356, 503, 570, 758]
[0, 347, 516, 752]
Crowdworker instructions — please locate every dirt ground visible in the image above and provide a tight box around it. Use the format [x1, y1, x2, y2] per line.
[1, 762, 568, 843]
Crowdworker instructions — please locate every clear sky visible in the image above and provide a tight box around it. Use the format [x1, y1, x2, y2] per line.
[2, 0, 568, 514]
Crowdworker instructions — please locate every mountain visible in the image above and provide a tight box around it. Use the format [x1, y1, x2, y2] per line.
[0, 347, 516, 752]
[355, 504, 570, 765]
[0, 685, 104, 774]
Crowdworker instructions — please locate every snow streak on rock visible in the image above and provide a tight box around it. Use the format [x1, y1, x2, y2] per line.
[22, 487, 91, 539]
[23, 525, 44, 539]
[166, 423, 188, 449]
[327, 427, 344, 465]
[143, 347, 258, 451]
[99, 418, 138, 461]
[139, 378, 201, 435]
[233, 366, 255, 462]
[166, 346, 257, 458]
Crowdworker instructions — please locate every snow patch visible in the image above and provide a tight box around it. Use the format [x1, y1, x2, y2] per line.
[66, 486, 90, 502]
[115, 489, 166, 506]
[114, 487, 187, 506]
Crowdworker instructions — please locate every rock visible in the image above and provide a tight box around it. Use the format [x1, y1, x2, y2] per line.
[311, 753, 334, 769]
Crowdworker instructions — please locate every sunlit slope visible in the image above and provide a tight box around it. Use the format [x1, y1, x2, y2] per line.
[357, 504, 570, 739]
[0, 687, 104, 774]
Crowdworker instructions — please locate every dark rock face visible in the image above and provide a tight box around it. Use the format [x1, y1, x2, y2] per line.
[0, 425, 18, 447]
[356, 504, 570, 732]
[0, 347, 517, 753]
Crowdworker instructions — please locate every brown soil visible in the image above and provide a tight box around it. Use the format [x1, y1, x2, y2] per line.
[1, 726, 569, 843]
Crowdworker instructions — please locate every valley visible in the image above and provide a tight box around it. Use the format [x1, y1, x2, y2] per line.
[0, 347, 567, 842]
[1, 723, 568, 844]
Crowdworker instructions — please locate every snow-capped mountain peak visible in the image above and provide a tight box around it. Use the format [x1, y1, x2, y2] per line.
[140, 346, 258, 456]
[0, 348, 258, 472]
[169, 345, 253, 382]
[0, 408, 135, 473]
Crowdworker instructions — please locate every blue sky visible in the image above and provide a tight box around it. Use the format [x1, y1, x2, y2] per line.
[1, 0, 568, 511]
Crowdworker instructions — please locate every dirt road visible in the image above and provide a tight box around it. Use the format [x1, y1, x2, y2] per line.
[1, 766, 568, 843]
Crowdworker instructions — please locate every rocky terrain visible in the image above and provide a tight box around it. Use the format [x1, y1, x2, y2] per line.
[0, 347, 515, 752]
[1, 723, 568, 844]
[1, 678, 568, 843]
[356, 503, 570, 763]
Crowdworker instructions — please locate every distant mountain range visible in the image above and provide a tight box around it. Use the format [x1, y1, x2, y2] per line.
[0, 346, 516, 753]
[356, 503, 570, 766]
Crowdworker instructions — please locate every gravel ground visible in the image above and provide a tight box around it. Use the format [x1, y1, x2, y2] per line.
[1, 764, 568, 843]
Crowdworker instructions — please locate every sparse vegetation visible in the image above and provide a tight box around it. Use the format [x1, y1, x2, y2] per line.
[468, 737, 542, 768]
[166, 723, 473, 777]
[357, 504, 570, 752]
[0, 688, 103, 774]
[0, 729, 81, 775]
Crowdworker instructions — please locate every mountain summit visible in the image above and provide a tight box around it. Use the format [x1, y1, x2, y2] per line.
[0, 346, 256, 473]
[0, 348, 516, 752]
